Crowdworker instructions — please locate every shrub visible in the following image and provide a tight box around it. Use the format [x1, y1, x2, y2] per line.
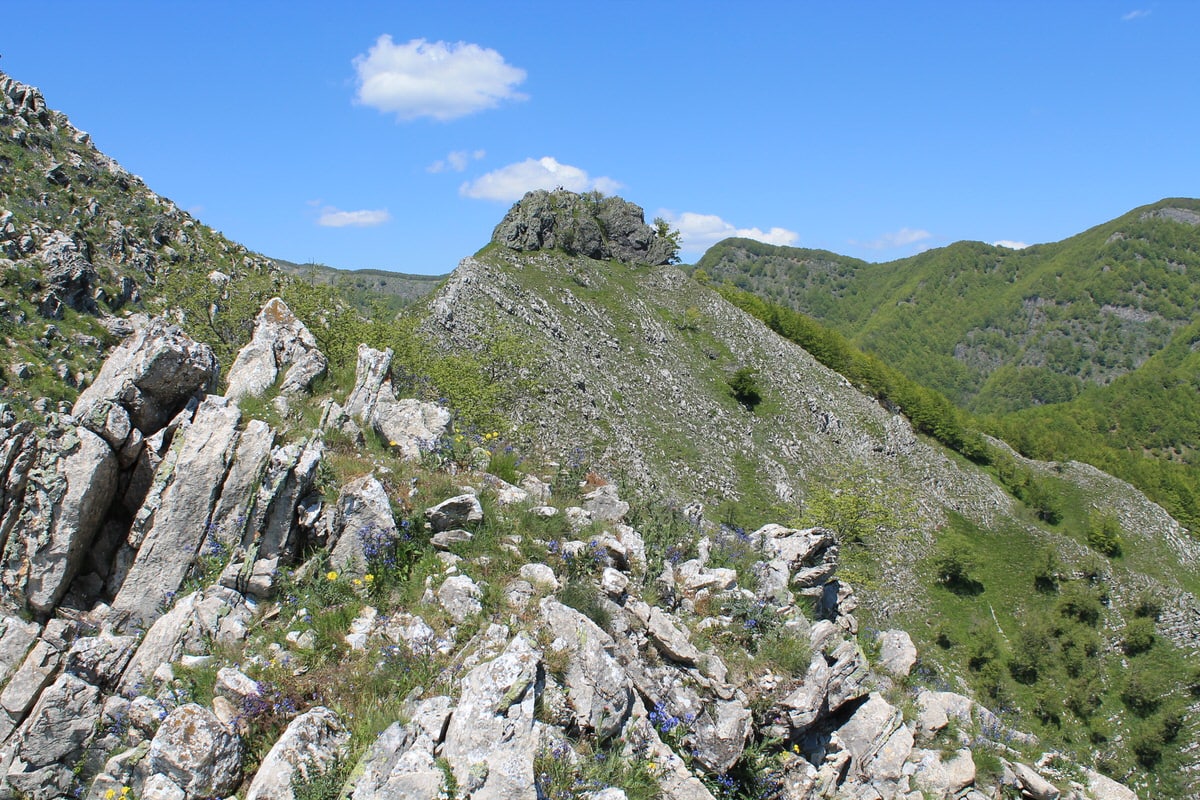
[727, 366, 762, 410]
[1121, 617, 1156, 655]
[1086, 512, 1124, 557]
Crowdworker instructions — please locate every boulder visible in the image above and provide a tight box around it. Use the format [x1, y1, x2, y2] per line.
[437, 574, 482, 623]
[426, 493, 484, 532]
[244, 706, 349, 800]
[540, 598, 633, 739]
[72, 317, 219, 435]
[1010, 761, 1060, 800]
[876, 629, 917, 677]
[911, 748, 976, 798]
[225, 297, 327, 400]
[329, 474, 399, 577]
[440, 634, 542, 800]
[148, 703, 242, 797]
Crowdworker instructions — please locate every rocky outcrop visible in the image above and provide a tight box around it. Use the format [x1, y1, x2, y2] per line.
[491, 189, 677, 265]
[340, 344, 450, 458]
[73, 317, 219, 436]
[224, 297, 327, 402]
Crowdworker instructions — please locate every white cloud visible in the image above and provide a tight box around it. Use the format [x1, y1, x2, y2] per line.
[427, 149, 486, 173]
[993, 239, 1029, 249]
[459, 157, 622, 201]
[664, 211, 799, 253]
[316, 207, 391, 228]
[1122, 8, 1151, 20]
[852, 227, 932, 250]
[353, 35, 527, 121]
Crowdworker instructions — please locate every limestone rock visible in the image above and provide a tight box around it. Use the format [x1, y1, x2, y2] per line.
[72, 317, 218, 435]
[225, 297, 327, 400]
[347, 720, 445, 800]
[343, 345, 450, 460]
[540, 598, 632, 739]
[437, 574, 482, 623]
[244, 706, 349, 800]
[1010, 761, 1060, 800]
[836, 692, 912, 785]
[441, 634, 542, 800]
[877, 629, 917, 677]
[491, 190, 677, 266]
[3, 425, 117, 615]
[329, 474, 399, 577]
[582, 484, 630, 522]
[5, 673, 102, 799]
[111, 396, 241, 625]
[911, 748, 976, 799]
[148, 703, 242, 797]
[426, 493, 484, 533]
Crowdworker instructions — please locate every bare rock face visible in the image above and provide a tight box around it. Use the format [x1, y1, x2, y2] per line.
[440, 634, 542, 800]
[225, 297, 327, 401]
[1, 425, 117, 615]
[243, 706, 349, 800]
[148, 703, 243, 798]
[491, 190, 677, 266]
[5, 672, 102, 799]
[73, 317, 219, 436]
[539, 598, 633, 739]
[110, 396, 242, 626]
[343, 344, 450, 459]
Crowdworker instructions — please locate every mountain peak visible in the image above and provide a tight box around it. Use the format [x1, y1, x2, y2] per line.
[490, 189, 677, 265]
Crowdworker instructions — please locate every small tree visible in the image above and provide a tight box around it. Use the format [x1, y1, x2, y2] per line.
[727, 366, 762, 410]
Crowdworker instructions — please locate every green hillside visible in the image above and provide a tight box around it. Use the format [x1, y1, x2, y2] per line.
[697, 199, 1200, 413]
[696, 200, 1200, 530]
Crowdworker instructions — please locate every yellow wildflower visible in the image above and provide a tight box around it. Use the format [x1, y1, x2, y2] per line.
[105, 791, 116, 800]
[326, 570, 338, 581]
[364, 574, 375, 583]
[121, 789, 131, 797]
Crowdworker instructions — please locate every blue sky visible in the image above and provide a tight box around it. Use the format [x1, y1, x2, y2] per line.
[3, 1, 1198, 274]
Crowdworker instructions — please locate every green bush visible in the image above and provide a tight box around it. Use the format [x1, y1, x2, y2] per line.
[727, 366, 762, 409]
[1086, 512, 1124, 557]
[1122, 617, 1156, 655]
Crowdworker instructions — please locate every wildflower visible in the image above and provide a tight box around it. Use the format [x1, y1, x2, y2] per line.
[326, 570, 338, 581]
[389, 440, 398, 447]
[105, 791, 116, 800]
[121, 789, 131, 797]
[364, 573, 375, 583]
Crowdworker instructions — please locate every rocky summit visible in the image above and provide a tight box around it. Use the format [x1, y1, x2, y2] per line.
[0, 67, 1196, 800]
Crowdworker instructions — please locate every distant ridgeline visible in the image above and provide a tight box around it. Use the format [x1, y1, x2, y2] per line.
[696, 201, 1200, 531]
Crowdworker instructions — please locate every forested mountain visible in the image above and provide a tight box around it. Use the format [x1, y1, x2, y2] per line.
[696, 200, 1200, 413]
[695, 203, 1200, 529]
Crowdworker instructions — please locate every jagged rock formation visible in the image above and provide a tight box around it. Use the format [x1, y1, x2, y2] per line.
[491, 189, 678, 266]
[0, 296, 1143, 800]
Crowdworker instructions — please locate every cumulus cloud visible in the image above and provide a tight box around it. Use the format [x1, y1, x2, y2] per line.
[852, 227, 932, 250]
[316, 207, 391, 228]
[993, 239, 1029, 250]
[664, 211, 799, 253]
[353, 35, 527, 121]
[428, 149, 486, 173]
[1122, 8, 1151, 20]
[459, 157, 622, 201]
